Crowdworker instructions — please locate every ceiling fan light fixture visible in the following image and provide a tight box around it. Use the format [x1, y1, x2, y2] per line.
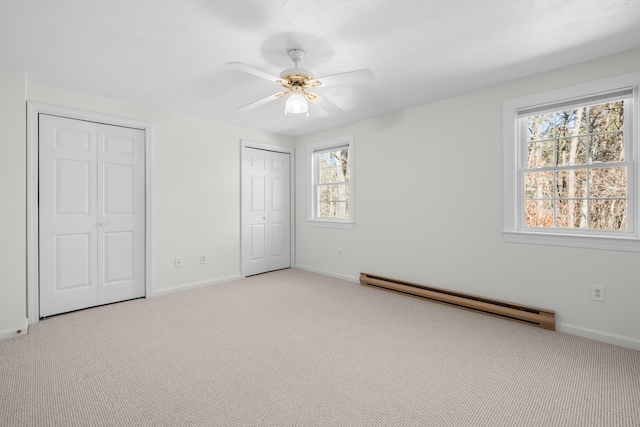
[285, 92, 308, 115]
[229, 47, 373, 116]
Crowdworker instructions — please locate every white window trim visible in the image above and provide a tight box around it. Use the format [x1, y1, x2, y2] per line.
[307, 135, 355, 229]
[503, 71, 640, 252]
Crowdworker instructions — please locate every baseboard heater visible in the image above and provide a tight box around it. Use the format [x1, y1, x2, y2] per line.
[360, 273, 555, 331]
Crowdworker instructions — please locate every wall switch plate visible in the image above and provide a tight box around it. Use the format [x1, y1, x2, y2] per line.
[200, 253, 207, 264]
[591, 285, 605, 302]
[175, 257, 183, 268]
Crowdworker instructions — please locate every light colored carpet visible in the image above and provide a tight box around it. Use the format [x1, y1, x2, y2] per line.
[1, 268, 639, 426]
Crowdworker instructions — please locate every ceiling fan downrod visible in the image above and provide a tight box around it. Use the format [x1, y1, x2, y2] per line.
[287, 49, 305, 68]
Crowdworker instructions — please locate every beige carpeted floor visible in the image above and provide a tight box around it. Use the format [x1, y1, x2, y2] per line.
[1, 268, 639, 426]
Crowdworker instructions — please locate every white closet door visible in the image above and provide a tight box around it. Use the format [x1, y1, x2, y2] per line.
[39, 115, 99, 316]
[242, 147, 291, 276]
[39, 115, 145, 317]
[97, 123, 145, 305]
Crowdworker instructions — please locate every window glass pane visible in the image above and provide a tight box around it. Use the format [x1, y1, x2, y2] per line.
[318, 186, 328, 202]
[527, 140, 554, 168]
[556, 169, 586, 198]
[525, 171, 554, 199]
[589, 199, 627, 230]
[335, 149, 349, 182]
[319, 184, 340, 202]
[525, 199, 554, 227]
[336, 202, 349, 218]
[590, 132, 624, 163]
[337, 184, 348, 202]
[589, 101, 624, 133]
[320, 166, 341, 184]
[556, 137, 587, 166]
[318, 152, 331, 165]
[317, 149, 349, 184]
[556, 199, 587, 229]
[527, 113, 554, 141]
[318, 201, 349, 219]
[318, 201, 331, 218]
[555, 107, 587, 138]
[340, 148, 349, 163]
[590, 167, 627, 198]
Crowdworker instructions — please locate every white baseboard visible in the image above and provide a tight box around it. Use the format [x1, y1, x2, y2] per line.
[295, 266, 640, 351]
[0, 318, 29, 342]
[151, 269, 640, 351]
[294, 264, 360, 284]
[556, 322, 640, 350]
[151, 275, 242, 298]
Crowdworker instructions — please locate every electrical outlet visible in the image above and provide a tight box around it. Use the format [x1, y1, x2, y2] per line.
[337, 248, 342, 258]
[591, 285, 605, 302]
[200, 253, 207, 264]
[175, 257, 183, 268]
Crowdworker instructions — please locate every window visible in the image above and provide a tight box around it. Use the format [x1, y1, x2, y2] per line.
[524, 98, 628, 230]
[503, 72, 640, 251]
[308, 135, 354, 227]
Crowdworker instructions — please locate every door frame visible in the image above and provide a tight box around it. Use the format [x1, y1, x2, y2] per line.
[240, 139, 295, 277]
[26, 102, 153, 324]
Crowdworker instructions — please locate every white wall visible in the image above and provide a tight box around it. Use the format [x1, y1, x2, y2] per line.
[295, 49, 640, 349]
[26, 84, 295, 296]
[0, 80, 294, 340]
[0, 68, 28, 341]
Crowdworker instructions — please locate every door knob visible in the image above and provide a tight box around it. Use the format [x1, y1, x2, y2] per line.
[99, 221, 107, 226]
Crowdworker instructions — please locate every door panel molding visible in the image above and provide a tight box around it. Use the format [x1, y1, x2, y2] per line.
[240, 140, 295, 277]
[27, 102, 153, 324]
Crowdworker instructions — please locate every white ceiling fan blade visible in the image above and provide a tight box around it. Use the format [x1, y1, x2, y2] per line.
[312, 69, 375, 87]
[237, 92, 285, 112]
[309, 93, 342, 115]
[226, 62, 281, 83]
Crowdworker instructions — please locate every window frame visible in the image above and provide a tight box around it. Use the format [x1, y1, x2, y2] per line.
[307, 135, 355, 229]
[503, 72, 640, 252]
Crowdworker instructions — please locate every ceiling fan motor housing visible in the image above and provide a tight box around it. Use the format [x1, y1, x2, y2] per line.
[279, 69, 314, 86]
[280, 49, 317, 88]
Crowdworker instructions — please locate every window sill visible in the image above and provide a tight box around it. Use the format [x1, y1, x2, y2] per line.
[503, 230, 640, 252]
[307, 220, 355, 230]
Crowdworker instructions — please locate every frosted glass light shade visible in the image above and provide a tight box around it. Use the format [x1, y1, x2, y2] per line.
[285, 93, 308, 114]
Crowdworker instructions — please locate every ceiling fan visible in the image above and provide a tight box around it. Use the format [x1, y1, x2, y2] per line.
[227, 49, 374, 116]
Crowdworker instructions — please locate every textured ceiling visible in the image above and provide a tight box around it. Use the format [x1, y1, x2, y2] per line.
[1, 0, 640, 137]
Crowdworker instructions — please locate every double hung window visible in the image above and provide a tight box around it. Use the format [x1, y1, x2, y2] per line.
[308, 136, 354, 227]
[503, 72, 640, 251]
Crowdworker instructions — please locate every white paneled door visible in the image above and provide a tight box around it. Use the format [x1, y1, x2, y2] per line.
[39, 114, 145, 317]
[243, 147, 291, 276]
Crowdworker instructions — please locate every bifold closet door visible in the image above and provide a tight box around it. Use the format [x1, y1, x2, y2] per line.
[39, 114, 145, 317]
